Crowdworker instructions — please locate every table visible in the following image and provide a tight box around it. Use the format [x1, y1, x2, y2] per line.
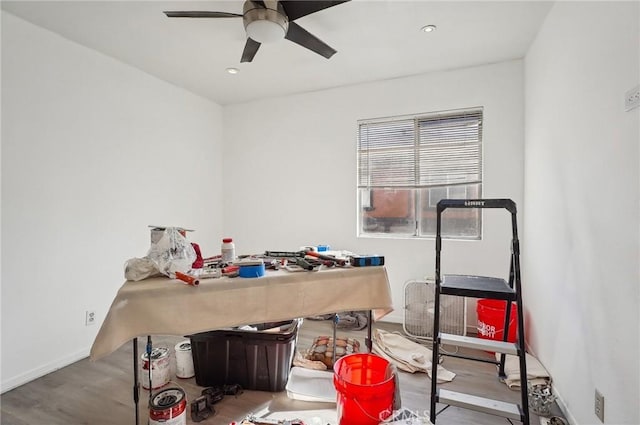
[91, 266, 393, 360]
[90, 266, 394, 424]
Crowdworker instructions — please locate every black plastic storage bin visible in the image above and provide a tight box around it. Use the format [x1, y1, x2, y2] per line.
[189, 319, 300, 392]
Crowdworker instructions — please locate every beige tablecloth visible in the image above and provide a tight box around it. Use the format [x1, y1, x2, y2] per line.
[90, 266, 393, 360]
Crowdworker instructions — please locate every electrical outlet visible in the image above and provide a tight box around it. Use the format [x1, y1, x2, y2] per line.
[594, 388, 605, 422]
[625, 85, 640, 111]
[85, 310, 96, 326]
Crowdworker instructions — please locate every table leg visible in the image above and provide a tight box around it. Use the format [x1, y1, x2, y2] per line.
[146, 336, 152, 407]
[366, 310, 373, 352]
[332, 314, 338, 367]
[132, 338, 139, 425]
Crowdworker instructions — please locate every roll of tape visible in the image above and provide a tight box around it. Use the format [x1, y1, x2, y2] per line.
[239, 263, 265, 278]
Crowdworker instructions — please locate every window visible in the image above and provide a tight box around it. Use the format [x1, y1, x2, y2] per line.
[357, 108, 483, 239]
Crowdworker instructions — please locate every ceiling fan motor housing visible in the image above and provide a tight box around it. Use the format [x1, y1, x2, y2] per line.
[243, 0, 289, 43]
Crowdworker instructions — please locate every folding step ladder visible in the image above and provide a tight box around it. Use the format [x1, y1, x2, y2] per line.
[429, 199, 529, 425]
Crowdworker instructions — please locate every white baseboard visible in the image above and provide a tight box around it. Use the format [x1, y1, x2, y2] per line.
[525, 345, 575, 425]
[1, 347, 90, 394]
[551, 383, 577, 425]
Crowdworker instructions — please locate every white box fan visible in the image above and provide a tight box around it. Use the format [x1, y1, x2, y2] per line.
[403, 279, 467, 340]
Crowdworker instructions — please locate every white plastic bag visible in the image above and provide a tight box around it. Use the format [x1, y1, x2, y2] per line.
[146, 227, 196, 276]
[124, 257, 162, 281]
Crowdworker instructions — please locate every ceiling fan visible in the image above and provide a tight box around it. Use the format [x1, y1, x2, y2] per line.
[164, 0, 350, 63]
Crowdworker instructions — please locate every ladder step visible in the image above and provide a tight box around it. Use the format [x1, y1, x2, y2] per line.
[441, 274, 516, 300]
[437, 389, 522, 420]
[440, 333, 519, 355]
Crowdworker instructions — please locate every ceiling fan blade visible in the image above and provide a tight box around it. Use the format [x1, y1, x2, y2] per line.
[241, 38, 262, 63]
[163, 11, 243, 18]
[279, 1, 350, 21]
[263, 0, 278, 10]
[285, 22, 336, 59]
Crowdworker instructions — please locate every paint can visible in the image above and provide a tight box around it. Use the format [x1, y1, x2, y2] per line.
[174, 341, 195, 379]
[149, 387, 187, 425]
[141, 347, 170, 390]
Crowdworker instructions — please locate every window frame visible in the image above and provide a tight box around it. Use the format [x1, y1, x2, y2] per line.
[357, 107, 483, 240]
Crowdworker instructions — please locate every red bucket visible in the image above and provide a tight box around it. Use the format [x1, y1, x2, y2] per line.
[333, 353, 395, 425]
[476, 299, 518, 343]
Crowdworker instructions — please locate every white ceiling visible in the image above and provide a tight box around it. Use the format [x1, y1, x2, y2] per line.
[1, 0, 553, 105]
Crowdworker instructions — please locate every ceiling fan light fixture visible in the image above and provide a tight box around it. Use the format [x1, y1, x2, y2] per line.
[243, 1, 289, 43]
[246, 19, 286, 43]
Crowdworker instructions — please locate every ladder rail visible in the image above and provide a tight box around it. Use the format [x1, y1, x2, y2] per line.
[430, 205, 443, 424]
[430, 198, 529, 425]
[511, 209, 530, 424]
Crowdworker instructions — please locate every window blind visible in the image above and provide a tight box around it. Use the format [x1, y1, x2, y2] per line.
[358, 108, 483, 189]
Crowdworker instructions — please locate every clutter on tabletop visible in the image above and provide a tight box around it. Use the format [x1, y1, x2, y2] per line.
[193, 248, 386, 278]
[221, 237, 236, 262]
[124, 226, 198, 282]
[124, 227, 386, 283]
[261, 250, 384, 271]
[237, 258, 266, 278]
[147, 226, 198, 274]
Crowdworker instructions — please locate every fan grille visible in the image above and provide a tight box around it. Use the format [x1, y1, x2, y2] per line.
[403, 279, 467, 339]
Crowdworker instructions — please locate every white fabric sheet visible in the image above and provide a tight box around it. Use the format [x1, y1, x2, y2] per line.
[495, 352, 551, 389]
[372, 329, 455, 383]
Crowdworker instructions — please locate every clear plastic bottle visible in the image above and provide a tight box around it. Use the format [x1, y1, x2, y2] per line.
[221, 238, 235, 263]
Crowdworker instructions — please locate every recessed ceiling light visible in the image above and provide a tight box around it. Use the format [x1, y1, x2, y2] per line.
[421, 24, 437, 33]
[226, 67, 239, 74]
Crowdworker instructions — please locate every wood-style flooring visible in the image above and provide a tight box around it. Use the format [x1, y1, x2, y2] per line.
[1, 320, 564, 425]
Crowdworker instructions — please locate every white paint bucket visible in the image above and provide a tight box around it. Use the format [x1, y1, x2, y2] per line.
[141, 347, 170, 390]
[149, 387, 187, 425]
[174, 340, 195, 379]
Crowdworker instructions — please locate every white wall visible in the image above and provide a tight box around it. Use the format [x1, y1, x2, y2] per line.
[524, 2, 639, 424]
[8, 8, 637, 424]
[223, 60, 525, 326]
[1, 12, 224, 391]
